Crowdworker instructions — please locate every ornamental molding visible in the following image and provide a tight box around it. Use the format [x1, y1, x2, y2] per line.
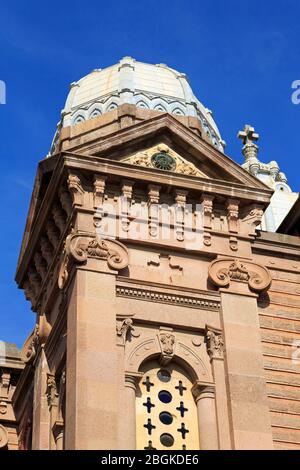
[58, 231, 129, 288]
[120, 143, 207, 177]
[208, 257, 271, 293]
[116, 285, 220, 310]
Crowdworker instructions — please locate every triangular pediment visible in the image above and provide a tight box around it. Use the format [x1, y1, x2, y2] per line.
[78, 113, 270, 190]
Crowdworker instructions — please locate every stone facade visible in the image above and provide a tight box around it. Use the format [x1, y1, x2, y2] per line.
[1, 60, 300, 450]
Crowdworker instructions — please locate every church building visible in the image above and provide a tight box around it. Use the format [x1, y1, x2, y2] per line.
[1, 57, 300, 450]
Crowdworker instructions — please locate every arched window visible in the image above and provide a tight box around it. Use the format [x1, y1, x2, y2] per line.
[136, 360, 199, 450]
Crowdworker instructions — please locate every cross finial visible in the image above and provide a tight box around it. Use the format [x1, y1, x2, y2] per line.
[238, 125, 259, 146]
[237, 125, 259, 161]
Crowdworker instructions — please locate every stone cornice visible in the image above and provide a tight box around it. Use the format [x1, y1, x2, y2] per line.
[61, 152, 272, 203]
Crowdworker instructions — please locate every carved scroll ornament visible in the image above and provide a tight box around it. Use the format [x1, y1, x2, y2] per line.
[208, 258, 271, 293]
[58, 231, 129, 289]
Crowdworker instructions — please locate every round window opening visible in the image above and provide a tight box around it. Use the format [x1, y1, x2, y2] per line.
[157, 369, 171, 383]
[158, 390, 172, 404]
[159, 411, 173, 425]
[151, 152, 176, 171]
[160, 433, 174, 447]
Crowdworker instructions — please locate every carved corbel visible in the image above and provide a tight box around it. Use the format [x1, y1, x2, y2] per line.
[227, 199, 239, 234]
[148, 184, 160, 238]
[201, 194, 214, 246]
[52, 204, 66, 235]
[59, 188, 73, 217]
[40, 236, 54, 265]
[58, 231, 129, 289]
[28, 267, 41, 298]
[34, 252, 47, 280]
[121, 179, 134, 233]
[93, 175, 107, 228]
[67, 172, 84, 206]
[208, 257, 272, 293]
[158, 328, 176, 366]
[241, 204, 264, 235]
[205, 326, 224, 360]
[174, 189, 188, 242]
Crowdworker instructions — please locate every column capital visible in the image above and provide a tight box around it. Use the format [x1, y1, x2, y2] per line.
[191, 381, 215, 401]
[125, 371, 143, 391]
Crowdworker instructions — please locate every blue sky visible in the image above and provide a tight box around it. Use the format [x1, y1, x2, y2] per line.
[0, 0, 299, 347]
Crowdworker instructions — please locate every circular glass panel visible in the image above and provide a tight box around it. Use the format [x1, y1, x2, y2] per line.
[151, 152, 176, 171]
[160, 433, 174, 447]
[158, 390, 172, 404]
[157, 369, 171, 383]
[159, 412, 173, 425]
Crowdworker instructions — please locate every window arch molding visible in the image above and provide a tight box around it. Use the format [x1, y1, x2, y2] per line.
[125, 335, 211, 383]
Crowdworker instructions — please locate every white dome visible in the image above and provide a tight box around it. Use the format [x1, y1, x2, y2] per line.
[56, 57, 225, 152]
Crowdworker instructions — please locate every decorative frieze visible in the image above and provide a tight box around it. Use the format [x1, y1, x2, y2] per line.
[208, 257, 272, 293]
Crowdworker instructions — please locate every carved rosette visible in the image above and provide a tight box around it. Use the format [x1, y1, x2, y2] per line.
[208, 258, 272, 293]
[58, 231, 129, 289]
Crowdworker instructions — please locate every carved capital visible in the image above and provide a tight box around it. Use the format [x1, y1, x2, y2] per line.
[208, 258, 272, 293]
[158, 328, 176, 366]
[191, 381, 215, 401]
[125, 372, 143, 391]
[58, 231, 129, 288]
[205, 326, 224, 360]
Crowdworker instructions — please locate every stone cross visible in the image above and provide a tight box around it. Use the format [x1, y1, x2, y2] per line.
[238, 125, 259, 146]
[237, 125, 259, 161]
